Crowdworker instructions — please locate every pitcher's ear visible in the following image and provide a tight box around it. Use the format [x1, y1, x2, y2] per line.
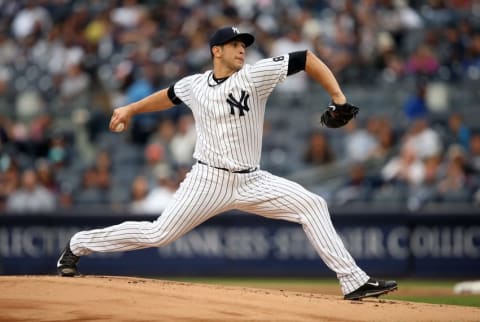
[211, 45, 223, 58]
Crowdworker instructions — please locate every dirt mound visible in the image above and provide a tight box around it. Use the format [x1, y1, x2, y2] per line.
[1, 276, 479, 322]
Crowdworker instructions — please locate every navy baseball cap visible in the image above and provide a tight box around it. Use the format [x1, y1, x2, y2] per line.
[209, 26, 255, 48]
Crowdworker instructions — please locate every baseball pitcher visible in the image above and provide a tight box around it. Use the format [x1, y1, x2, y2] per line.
[57, 26, 397, 300]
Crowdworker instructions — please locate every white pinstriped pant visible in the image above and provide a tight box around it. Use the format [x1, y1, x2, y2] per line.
[71, 163, 369, 294]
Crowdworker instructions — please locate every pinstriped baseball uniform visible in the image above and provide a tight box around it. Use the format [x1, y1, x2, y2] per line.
[70, 53, 369, 295]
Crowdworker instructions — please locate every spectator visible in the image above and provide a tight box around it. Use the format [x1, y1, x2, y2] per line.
[84, 9, 113, 48]
[129, 175, 150, 214]
[377, 0, 423, 47]
[6, 169, 56, 213]
[469, 133, 480, 173]
[170, 113, 196, 166]
[303, 131, 335, 166]
[0, 158, 20, 212]
[403, 82, 429, 122]
[372, 18, 407, 82]
[11, 1, 52, 40]
[343, 118, 379, 163]
[370, 117, 396, 161]
[0, 25, 16, 66]
[140, 164, 176, 214]
[463, 33, 480, 76]
[58, 182, 74, 210]
[32, 24, 66, 76]
[116, 8, 157, 46]
[436, 151, 471, 202]
[334, 162, 378, 205]
[110, 0, 146, 30]
[141, 142, 170, 188]
[403, 118, 442, 160]
[447, 113, 471, 151]
[15, 90, 46, 126]
[421, 0, 456, 27]
[59, 59, 91, 102]
[438, 24, 466, 80]
[407, 155, 442, 210]
[406, 44, 440, 77]
[35, 158, 58, 193]
[148, 118, 176, 163]
[126, 63, 159, 144]
[74, 167, 106, 206]
[47, 134, 70, 169]
[381, 144, 425, 186]
[0, 66, 12, 117]
[0, 116, 11, 149]
[93, 151, 112, 191]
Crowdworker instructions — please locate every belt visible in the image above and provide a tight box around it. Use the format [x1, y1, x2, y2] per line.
[197, 160, 258, 174]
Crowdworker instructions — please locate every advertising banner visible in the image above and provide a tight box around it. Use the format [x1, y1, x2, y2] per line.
[0, 212, 479, 277]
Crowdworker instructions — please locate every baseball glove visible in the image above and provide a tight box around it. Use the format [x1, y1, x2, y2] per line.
[320, 102, 359, 128]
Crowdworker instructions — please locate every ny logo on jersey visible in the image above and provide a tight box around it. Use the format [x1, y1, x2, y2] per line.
[227, 90, 250, 117]
[232, 27, 239, 35]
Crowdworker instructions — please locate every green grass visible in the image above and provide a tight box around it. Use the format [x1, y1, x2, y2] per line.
[158, 277, 480, 308]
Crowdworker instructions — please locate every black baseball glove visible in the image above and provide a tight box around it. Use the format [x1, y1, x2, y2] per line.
[320, 102, 359, 128]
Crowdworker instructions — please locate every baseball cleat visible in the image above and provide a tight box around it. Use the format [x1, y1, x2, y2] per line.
[344, 278, 397, 300]
[57, 241, 80, 277]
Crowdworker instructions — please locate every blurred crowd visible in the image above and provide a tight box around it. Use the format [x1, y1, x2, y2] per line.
[313, 114, 480, 210]
[0, 0, 479, 214]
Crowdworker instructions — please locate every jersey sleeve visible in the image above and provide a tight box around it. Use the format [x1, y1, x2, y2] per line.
[246, 54, 290, 99]
[173, 74, 200, 108]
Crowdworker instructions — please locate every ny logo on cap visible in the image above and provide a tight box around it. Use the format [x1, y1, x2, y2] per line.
[232, 27, 239, 35]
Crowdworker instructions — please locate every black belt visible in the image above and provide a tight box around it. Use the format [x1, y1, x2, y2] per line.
[197, 160, 258, 174]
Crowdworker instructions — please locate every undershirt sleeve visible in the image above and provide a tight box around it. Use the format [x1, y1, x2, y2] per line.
[287, 50, 307, 76]
[167, 84, 183, 105]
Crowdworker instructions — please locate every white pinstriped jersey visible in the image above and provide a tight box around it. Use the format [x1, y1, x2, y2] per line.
[174, 54, 290, 171]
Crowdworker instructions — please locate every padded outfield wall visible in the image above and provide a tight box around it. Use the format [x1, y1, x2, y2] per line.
[0, 211, 479, 277]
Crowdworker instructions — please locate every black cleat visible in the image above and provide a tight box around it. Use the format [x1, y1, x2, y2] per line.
[344, 278, 397, 300]
[57, 241, 80, 277]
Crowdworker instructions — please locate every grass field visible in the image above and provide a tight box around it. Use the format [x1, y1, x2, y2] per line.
[162, 277, 480, 308]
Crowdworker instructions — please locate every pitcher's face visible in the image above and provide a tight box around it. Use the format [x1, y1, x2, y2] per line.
[215, 40, 246, 71]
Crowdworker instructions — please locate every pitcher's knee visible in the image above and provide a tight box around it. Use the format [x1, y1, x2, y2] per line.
[315, 195, 328, 209]
[305, 194, 328, 210]
[300, 195, 330, 221]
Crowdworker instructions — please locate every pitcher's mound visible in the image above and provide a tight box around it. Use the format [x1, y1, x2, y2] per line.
[1, 275, 479, 322]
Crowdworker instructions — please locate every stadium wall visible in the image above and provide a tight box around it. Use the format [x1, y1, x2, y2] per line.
[0, 212, 479, 277]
